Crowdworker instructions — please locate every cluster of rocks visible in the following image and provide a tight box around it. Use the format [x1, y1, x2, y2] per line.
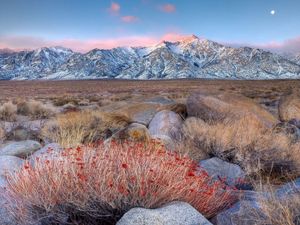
[1, 91, 300, 225]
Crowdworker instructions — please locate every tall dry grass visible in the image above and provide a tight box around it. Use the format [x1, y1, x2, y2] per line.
[0, 101, 17, 121]
[16, 100, 56, 119]
[42, 110, 131, 148]
[182, 115, 299, 177]
[5, 142, 236, 225]
[248, 180, 300, 225]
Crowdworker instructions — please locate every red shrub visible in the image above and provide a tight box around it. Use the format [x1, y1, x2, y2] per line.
[6, 141, 236, 225]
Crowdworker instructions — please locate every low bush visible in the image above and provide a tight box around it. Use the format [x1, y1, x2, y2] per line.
[52, 96, 80, 107]
[247, 181, 300, 225]
[42, 110, 131, 148]
[182, 116, 299, 177]
[17, 100, 55, 119]
[5, 141, 235, 225]
[0, 101, 17, 121]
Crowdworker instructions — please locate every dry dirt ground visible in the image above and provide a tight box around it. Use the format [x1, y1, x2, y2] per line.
[0, 79, 299, 117]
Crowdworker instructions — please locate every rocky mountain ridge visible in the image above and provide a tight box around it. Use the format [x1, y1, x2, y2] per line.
[1, 35, 300, 80]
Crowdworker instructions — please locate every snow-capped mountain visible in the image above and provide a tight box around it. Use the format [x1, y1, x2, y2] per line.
[1, 36, 300, 80]
[289, 53, 300, 65]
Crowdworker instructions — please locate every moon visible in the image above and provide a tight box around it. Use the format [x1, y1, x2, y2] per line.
[270, 10, 276, 15]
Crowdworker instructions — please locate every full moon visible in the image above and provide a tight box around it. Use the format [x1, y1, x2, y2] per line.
[270, 10, 276, 15]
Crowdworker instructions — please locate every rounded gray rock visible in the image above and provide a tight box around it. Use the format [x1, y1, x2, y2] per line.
[199, 157, 245, 187]
[0, 155, 24, 178]
[116, 201, 212, 225]
[149, 110, 183, 140]
[0, 140, 42, 158]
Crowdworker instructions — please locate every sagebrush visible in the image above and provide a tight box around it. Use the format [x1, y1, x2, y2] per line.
[182, 116, 300, 177]
[41, 110, 131, 147]
[5, 141, 236, 225]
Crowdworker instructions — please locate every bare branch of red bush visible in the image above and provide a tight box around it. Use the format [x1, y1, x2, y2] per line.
[5, 141, 236, 225]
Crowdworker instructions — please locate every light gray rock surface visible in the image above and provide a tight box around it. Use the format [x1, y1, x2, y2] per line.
[149, 110, 183, 140]
[0, 140, 42, 158]
[199, 157, 245, 186]
[117, 201, 212, 225]
[0, 155, 24, 178]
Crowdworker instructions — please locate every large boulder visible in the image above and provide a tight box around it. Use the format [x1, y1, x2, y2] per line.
[100, 97, 176, 126]
[187, 93, 277, 128]
[116, 201, 212, 225]
[0, 140, 42, 158]
[0, 155, 24, 178]
[199, 157, 246, 187]
[148, 110, 183, 140]
[279, 93, 300, 121]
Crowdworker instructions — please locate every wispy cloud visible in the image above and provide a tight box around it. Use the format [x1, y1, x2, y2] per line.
[159, 3, 176, 13]
[0, 33, 189, 52]
[108, 2, 120, 15]
[121, 15, 139, 23]
[224, 36, 300, 54]
[4, 34, 300, 54]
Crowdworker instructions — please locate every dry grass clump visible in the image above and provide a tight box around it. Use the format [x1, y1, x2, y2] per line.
[279, 93, 300, 121]
[17, 100, 55, 119]
[258, 194, 300, 225]
[5, 142, 235, 225]
[0, 101, 17, 121]
[247, 181, 300, 225]
[182, 115, 299, 177]
[52, 96, 80, 107]
[42, 110, 131, 148]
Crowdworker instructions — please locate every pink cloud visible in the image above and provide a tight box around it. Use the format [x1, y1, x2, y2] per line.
[258, 37, 300, 53]
[159, 3, 176, 13]
[224, 36, 300, 54]
[108, 2, 120, 15]
[0, 33, 190, 53]
[121, 15, 139, 23]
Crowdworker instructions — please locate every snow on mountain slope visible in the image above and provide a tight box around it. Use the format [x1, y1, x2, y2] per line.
[0, 36, 300, 80]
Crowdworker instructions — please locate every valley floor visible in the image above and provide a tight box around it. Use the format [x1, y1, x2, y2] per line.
[1, 79, 300, 225]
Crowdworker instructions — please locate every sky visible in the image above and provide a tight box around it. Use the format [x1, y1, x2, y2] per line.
[0, 0, 300, 53]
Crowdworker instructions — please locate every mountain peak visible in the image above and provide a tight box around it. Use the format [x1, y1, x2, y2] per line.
[1, 37, 300, 80]
[180, 34, 199, 43]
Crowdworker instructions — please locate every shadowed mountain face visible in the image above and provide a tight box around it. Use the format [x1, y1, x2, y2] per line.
[0, 35, 300, 80]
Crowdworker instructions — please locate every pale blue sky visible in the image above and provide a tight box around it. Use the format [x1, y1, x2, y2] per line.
[0, 0, 299, 52]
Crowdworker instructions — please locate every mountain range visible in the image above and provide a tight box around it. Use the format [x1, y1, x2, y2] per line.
[1, 35, 300, 80]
